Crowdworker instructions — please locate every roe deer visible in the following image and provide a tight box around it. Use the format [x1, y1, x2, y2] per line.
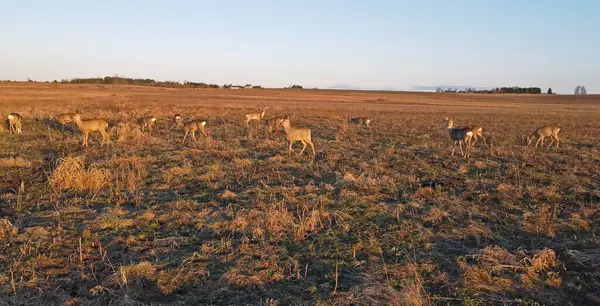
[70, 114, 111, 147]
[445, 117, 473, 157]
[279, 116, 315, 156]
[527, 124, 560, 148]
[174, 114, 184, 129]
[7, 113, 23, 134]
[56, 112, 77, 133]
[348, 117, 371, 129]
[245, 107, 266, 127]
[469, 124, 486, 146]
[182, 119, 208, 143]
[137, 116, 157, 133]
[264, 116, 284, 136]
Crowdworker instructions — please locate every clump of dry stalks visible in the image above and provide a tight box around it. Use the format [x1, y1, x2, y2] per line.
[49, 156, 112, 194]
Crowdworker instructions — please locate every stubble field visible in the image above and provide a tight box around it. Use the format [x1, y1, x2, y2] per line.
[1, 82, 599, 305]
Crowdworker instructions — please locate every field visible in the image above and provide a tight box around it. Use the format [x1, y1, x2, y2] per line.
[1, 82, 599, 305]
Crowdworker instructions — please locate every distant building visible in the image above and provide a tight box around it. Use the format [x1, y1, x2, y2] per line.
[223, 84, 243, 89]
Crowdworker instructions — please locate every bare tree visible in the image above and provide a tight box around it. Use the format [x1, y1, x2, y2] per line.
[574, 86, 581, 94]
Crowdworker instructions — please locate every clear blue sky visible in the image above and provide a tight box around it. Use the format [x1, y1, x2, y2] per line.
[1, 0, 598, 93]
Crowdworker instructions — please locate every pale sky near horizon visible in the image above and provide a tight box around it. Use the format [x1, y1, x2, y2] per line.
[1, 1, 598, 93]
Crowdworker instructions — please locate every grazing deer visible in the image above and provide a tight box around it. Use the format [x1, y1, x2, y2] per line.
[348, 117, 371, 129]
[264, 116, 284, 135]
[182, 119, 208, 143]
[445, 117, 473, 157]
[137, 116, 157, 133]
[7, 113, 23, 134]
[279, 116, 315, 156]
[527, 124, 561, 148]
[173, 114, 184, 129]
[70, 114, 111, 147]
[469, 124, 486, 146]
[56, 112, 77, 133]
[245, 107, 266, 127]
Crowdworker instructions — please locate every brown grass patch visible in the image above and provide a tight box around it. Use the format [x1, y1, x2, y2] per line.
[523, 204, 558, 238]
[0, 157, 33, 168]
[0, 219, 18, 240]
[49, 157, 112, 194]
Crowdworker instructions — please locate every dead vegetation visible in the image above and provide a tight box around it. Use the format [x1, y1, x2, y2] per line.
[0, 82, 599, 305]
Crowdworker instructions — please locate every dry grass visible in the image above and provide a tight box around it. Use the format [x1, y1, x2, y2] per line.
[0, 82, 599, 305]
[49, 157, 112, 194]
[0, 157, 32, 168]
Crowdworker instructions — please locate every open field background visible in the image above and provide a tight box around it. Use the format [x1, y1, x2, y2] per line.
[1, 82, 599, 305]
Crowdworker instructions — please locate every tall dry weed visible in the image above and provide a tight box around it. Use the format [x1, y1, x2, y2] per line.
[49, 157, 111, 194]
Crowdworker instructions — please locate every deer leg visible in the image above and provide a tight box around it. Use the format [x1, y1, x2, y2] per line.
[459, 141, 464, 156]
[106, 128, 111, 145]
[535, 137, 542, 148]
[192, 131, 197, 143]
[288, 141, 293, 156]
[308, 140, 316, 156]
[182, 131, 189, 143]
[555, 135, 560, 148]
[299, 140, 307, 156]
[547, 138, 554, 148]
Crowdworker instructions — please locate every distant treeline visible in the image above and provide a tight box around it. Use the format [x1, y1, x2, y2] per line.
[436, 86, 543, 94]
[61, 76, 220, 88]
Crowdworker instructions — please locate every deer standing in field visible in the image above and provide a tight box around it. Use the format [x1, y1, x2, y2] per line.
[526, 124, 561, 148]
[70, 114, 111, 147]
[137, 115, 157, 133]
[182, 119, 208, 143]
[445, 117, 473, 158]
[469, 124, 486, 146]
[7, 113, 23, 134]
[279, 116, 315, 156]
[245, 107, 266, 128]
[264, 116, 284, 136]
[173, 114, 184, 129]
[348, 117, 372, 129]
[56, 112, 77, 133]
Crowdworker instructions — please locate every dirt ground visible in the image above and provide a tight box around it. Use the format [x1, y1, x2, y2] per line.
[1, 82, 599, 305]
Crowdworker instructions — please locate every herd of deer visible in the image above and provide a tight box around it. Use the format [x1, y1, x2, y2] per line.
[4, 109, 560, 158]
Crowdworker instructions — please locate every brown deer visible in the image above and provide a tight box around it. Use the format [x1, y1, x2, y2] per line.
[56, 112, 77, 133]
[182, 119, 208, 143]
[279, 116, 315, 156]
[527, 124, 561, 148]
[173, 114, 184, 129]
[445, 117, 473, 157]
[469, 124, 486, 146]
[245, 107, 266, 127]
[348, 117, 372, 129]
[7, 113, 23, 134]
[264, 116, 284, 136]
[137, 115, 157, 133]
[70, 114, 111, 147]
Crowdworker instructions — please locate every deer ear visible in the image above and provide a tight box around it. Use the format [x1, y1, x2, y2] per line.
[444, 117, 448, 120]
